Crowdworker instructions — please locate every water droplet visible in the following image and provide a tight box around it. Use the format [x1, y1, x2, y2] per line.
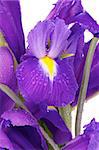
[19, 67, 23, 71]
[32, 70, 35, 73]
[66, 79, 69, 84]
[46, 73, 49, 77]
[32, 81, 35, 85]
[35, 73, 39, 77]
[44, 83, 47, 86]
[62, 102, 66, 107]
[82, 54, 84, 57]
[47, 109, 49, 112]
[10, 65, 13, 68]
[22, 77, 24, 80]
[58, 80, 61, 83]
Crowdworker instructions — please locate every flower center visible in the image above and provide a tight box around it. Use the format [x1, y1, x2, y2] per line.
[39, 56, 57, 81]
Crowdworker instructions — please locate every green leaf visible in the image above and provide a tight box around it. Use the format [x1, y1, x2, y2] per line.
[59, 105, 72, 131]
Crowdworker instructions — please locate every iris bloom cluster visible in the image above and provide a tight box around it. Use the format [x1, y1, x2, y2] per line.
[0, 0, 99, 149]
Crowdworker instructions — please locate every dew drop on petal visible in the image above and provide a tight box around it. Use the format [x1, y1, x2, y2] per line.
[44, 83, 47, 86]
[82, 54, 84, 57]
[62, 102, 66, 107]
[32, 81, 35, 85]
[47, 109, 49, 112]
[10, 65, 14, 68]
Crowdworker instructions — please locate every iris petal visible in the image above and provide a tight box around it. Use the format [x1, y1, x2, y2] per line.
[0, 47, 17, 116]
[27, 20, 54, 58]
[0, 1, 25, 61]
[1, 109, 38, 127]
[48, 19, 71, 58]
[70, 12, 99, 35]
[0, 129, 14, 150]
[40, 108, 72, 144]
[17, 57, 78, 106]
[47, 0, 83, 22]
[62, 119, 99, 150]
[47, 0, 99, 36]
[0, 109, 47, 150]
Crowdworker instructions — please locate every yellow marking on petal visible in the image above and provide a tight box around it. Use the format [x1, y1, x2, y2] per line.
[0, 32, 8, 47]
[40, 56, 57, 81]
[60, 53, 75, 59]
[47, 106, 57, 111]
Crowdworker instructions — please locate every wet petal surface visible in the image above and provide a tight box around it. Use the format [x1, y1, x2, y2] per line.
[17, 57, 78, 106]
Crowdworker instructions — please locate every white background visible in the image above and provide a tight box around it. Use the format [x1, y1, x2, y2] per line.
[20, 0, 99, 135]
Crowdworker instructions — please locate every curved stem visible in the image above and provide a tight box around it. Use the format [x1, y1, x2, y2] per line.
[0, 83, 29, 112]
[40, 126, 60, 150]
[75, 37, 99, 136]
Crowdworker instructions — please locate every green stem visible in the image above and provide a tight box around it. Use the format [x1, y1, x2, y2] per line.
[40, 126, 60, 150]
[59, 105, 72, 130]
[0, 83, 59, 150]
[75, 37, 99, 136]
[0, 83, 29, 112]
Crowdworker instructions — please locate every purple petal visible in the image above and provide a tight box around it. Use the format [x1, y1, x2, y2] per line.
[40, 108, 72, 144]
[0, 129, 14, 150]
[0, 47, 17, 116]
[62, 136, 89, 150]
[27, 20, 54, 58]
[70, 12, 99, 35]
[48, 19, 71, 58]
[63, 119, 99, 150]
[0, 1, 25, 61]
[72, 42, 99, 106]
[47, 0, 83, 22]
[1, 109, 47, 150]
[26, 102, 47, 120]
[1, 109, 38, 127]
[47, 0, 99, 36]
[16, 57, 78, 106]
[4, 126, 47, 150]
[66, 23, 84, 54]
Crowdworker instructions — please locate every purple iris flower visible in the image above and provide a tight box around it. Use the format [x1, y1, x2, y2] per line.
[16, 18, 78, 107]
[47, 0, 99, 103]
[47, 0, 99, 36]
[0, 2, 73, 148]
[0, 109, 48, 150]
[62, 119, 99, 150]
[0, 0, 25, 61]
[0, 46, 17, 116]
